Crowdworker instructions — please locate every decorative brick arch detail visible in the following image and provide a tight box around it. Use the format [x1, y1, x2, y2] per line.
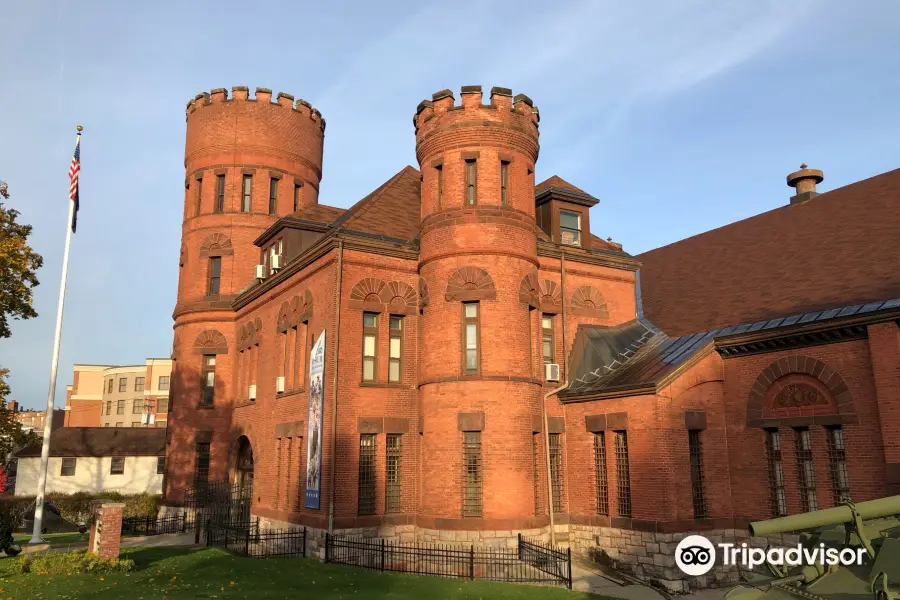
[290, 289, 313, 324]
[518, 272, 540, 309]
[569, 286, 609, 318]
[226, 424, 258, 476]
[418, 278, 430, 313]
[539, 279, 562, 313]
[193, 330, 228, 355]
[237, 317, 263, 349]
[381, 281, 417, 315]
[276, 302, 291, 333]
[445, 267, 497, 302]
[349, 277, 387, 312]
[747, 355, 858, 427]
[199, 233, 234, 257]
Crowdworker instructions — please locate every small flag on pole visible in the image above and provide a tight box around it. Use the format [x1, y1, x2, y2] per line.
[68, 129, 82, 233]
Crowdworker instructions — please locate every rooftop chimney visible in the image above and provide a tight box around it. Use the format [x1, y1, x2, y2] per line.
[787, 163, 823, 205]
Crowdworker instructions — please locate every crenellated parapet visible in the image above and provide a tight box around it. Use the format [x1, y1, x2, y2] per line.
[186, 86, 326, 132]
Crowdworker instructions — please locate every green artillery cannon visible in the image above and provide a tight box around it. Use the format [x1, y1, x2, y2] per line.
[725, 495, 900, 600]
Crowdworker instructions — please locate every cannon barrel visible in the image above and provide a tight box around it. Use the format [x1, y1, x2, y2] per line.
[749, 495, 900, 537]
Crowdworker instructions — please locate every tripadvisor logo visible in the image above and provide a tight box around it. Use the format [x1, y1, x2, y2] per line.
[674, 534, 866, 576]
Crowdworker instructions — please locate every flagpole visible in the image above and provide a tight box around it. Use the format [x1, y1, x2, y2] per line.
[28, 126, 82, 545]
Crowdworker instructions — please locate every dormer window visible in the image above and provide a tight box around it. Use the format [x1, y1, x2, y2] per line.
[560, 210, 581, 246]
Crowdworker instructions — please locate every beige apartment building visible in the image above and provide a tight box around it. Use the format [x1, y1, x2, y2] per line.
[64, 359, 171, 428]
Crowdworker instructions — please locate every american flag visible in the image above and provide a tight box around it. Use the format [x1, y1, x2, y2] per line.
[69, 134, 81, 233]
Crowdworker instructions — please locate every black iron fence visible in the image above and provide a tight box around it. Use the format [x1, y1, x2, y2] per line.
[325, 533, 572, 588]
[206, 519, 307, 558]
[121, 514, 187, 537]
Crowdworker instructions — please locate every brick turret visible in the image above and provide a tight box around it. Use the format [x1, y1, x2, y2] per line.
[415, 86, 544, 524]
[167, 86, 325, 501]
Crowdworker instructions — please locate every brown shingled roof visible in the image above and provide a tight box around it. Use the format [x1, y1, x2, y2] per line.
[638, 168, 900, 337]
[333, 166, 421, 242]
[15, 427, 167, 458]
[535, 175, 589, 196]
[291, 203, 346, 224]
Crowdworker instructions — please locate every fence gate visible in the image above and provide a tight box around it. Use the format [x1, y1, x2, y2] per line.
[184, 479, 254, 543]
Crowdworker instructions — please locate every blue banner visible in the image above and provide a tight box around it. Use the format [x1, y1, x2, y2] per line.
[305, 330, 326, 509]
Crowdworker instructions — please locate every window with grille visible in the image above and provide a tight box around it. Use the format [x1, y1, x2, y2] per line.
[465, 160, 477, 205]
[110, 457, 125, 475]
[157, 398, 169, 414]
[826, 426, 851, 504]
[201, 355, 216, 406]
[116, 399, 125, 415]
[794, 428, 818, 511]
[765, 429, 787, 517]
[500, 161, 509, 206]
[689, 430, 708, 518]
[389, 316, 402, 383]
[533, 434, 543, 515]
[194, 443, 210, 492]
[549, 433, 564, 512]
[60, 458, 76, 477]
[386, 434, 402, 513]
[362, 313, 377, 381]
[463, 431, 483, 517]
[594, 432, 609, 515]
[358, 434, 377, 515]
[275, 439, 282, 509]
[463, 303, 479, 374]
[242, 174, 252, 212]
[158, 376, 170, 391]
[207, 257, 221, 295]
[215, 175, 225, 212]
[157, 456, 165, 475]
[269, 177, 278, 215]
[119, 377, 127, 392]
[542, 315, 554, 364]
[134, 377, 145, 392]
[614, 431, 631, 517]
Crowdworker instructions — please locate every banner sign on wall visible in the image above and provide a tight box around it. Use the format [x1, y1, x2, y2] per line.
[305, 329, 326, 509]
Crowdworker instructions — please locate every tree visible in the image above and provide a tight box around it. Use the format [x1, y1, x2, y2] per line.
[0, 181, 43, 339]
[0, 368, 39, 460]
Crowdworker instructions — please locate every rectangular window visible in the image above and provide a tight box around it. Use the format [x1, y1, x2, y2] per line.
[201, 355, 216, 406]
[194, 443, 211, 492]
[549, 433, 564, 513]
[110, 457, 125, 475]
[268, 177, 278, 215]
[134, 377, 145, 392]
[107, 379, 113, 394]
[132, 421, 141, 427]
[156, 420, 167, 428]
[116, 399, 125, 415]
[560, 210, 582, 246]
[542, 315, 554, 364]
[118, 377, 127, 392]
[386, 434, 402, 513]
[795, 428, 818, 511]
[115, 422, 123, 427]
[463, 431, 483, 517]
[500, 161, 509, 206]
[614, 431, 631, 517]
[195, 177, 203, 216]
[362, 312, 377, 382]
[157, 398, 169, 414]
[689, 430, 708, 518]
[207, 257, 221, 296]
[293, 184, 302, 211]
[389, 316, 402, 383]
[463, 302, 479, 374]
[157, 456, 165, 475]
[765, 429, 788, 517]
[60, 458, 76, 477]
[215, 175, 225, 213]
[357, 434, 376, 515]
[158, 376, 170, 391]
[105, 401, 112, 415]
[133, 399, 144, 414]
[594, 432, 609, 515]
[826, 426, 851, 505]
[242, 174, 252, 212]
[465, 160, 477, 205]
[436, 165, 443, 208]
[268, 239, 283, 275]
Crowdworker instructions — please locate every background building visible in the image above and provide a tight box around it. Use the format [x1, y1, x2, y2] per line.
[63, 360, 171, 429]
[13, 408, 64, 437]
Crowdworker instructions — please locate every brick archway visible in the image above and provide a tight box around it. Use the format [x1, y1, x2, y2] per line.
[747, 355, 857, 427]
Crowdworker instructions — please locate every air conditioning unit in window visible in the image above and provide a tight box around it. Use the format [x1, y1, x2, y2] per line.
[248, 385, 257, 401]
[271, 254, 283, 271]
[545, 363, 560, 382]
[255, 264, 266, 280]
[275, 376, 285, 394]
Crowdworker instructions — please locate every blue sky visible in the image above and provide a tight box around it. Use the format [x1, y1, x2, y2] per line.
[1, 0, 899, 410]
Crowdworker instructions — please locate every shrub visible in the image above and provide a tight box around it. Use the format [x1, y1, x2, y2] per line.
[0, 492, 161, 527]
[6, 549, 135, 575]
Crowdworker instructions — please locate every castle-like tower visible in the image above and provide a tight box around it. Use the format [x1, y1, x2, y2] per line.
[415, 86, 543, 521]
[167, 86, 326, 498]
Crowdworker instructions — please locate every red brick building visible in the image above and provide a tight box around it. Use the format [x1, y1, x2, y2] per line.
[164, 85, 900, 590]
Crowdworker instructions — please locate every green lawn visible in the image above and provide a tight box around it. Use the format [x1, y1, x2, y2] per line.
[0, 546, 605, 599]
[13, 532, 88, 547]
